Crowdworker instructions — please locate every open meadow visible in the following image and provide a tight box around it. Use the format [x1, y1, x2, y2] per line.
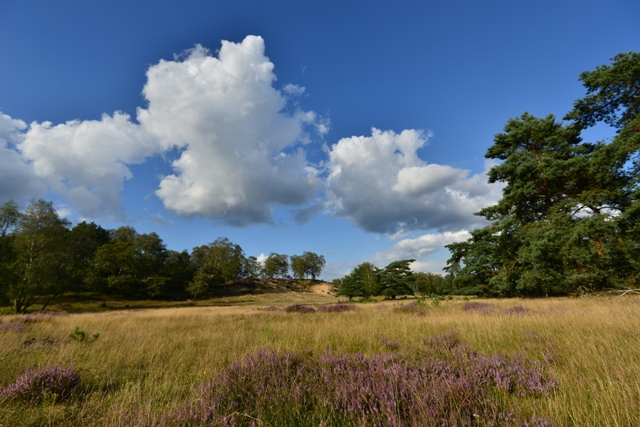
[1, 293, 639, 426]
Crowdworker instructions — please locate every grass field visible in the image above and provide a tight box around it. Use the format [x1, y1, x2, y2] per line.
[1, 293, 639, 426]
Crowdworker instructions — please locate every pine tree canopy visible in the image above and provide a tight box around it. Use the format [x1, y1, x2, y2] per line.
[446, 52, 640, 297]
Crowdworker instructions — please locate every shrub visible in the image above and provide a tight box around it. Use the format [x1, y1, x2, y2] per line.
[378, 335, 401, 350]
[144, 333, 555, 426]
[462, 301, 497, 314]
[0, 322, 29, 332]
[394, 301, 428, 315]
[69, 326, 100, 343]
[317, 303, 356, 312]
[284, 304, 316, 313]
[0, 365, 80, 403]
[11, 310, 67, 324]
[505, 305, 530, 315]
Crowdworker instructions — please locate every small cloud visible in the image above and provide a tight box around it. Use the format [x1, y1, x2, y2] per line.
[410, 259, 449, 274]
[322, 261, 360, 281]
[291, 201, 325, 224]
[54, 205, 73, 220]
[147, 212, 174, 226]
[283, 83, 306, 96]
[256, 253, 268, 265]
[371, 230, 471, 265]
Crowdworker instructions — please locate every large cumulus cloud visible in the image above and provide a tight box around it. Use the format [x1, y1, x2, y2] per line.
[17, 112, 156, 219]
[1, 35, 503, 245]
[138, 37, 322, 225]
[325, 128, 503, 236]
[0, 112, 46, 204]
[3, 36, 322, 224]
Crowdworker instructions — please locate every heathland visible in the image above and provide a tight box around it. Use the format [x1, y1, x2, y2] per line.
[1, 289, 639, 426]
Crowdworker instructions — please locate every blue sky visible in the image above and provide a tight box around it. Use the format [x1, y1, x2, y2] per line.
[0, 0, 637, 279]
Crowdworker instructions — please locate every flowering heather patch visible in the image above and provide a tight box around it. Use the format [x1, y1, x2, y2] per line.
[394, 301, 427, 315]
[523, 332, 561, 364]
[462, 301, 497, 314]
[505, 305, 530, 315]
[12, 310, 68, 324]
[144, 333, 555, 426]
[378, 335, 401, 350]
[283, 304, 316, 313]
[317, 303, 356, 312]
[0, 365, 80, 403]
[0, 322, 29, 332]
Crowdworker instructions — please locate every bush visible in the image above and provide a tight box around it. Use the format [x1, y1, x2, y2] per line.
[145, 333, 555, 426]
[317, 303, 356, 312]
[0, 365, 80, 403]
[462, 302, 497, 314]
[394, 301, 428, 315]
[284, 304, 316, 313]
[0, 322, 29, 332]
[69, 326, 100, 343]
[11, 310, 67, 324]
[505, 305, 530, 315]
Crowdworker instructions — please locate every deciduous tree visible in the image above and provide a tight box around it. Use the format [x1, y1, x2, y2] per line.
[9, 199, 71, 313]
[290, 252, 326, 280]
[264, 253, 289, 279]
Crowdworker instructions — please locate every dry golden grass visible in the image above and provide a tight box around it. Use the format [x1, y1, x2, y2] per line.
[1, 295, 639, 426]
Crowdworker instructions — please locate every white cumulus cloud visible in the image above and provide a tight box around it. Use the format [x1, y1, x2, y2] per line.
[17, 112, 158, 220]
[138, 36, 323, 226]
[371, 230, 471, 265]
[325, 128, 503, 235]
[2, 36, 324, 223]
[0, 112, 46, 204]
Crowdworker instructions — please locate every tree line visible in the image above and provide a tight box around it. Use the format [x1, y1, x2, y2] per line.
[444, 51, 640, 297]
[334, 260, 449, 301]
[0, 199, 326, 313]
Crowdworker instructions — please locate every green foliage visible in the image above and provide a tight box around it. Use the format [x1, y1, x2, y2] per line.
[50, 221, 113, 295]
[69, 326, 100, 343]
[290, 252, 326, 280]
[0, 200, 20, 237]
[379, 259, 415, 299]
[446, 52, 640, 296]
[8, 199, 73, 313]
[335, 271, 363, 301]
[335, 261, 381, 300]
[190, 237, 246, 289]
[0, 200, 20, 306]
[355, 262, 380, 297]
[186, 278, 209, 301]
[264, 253, 289, 278]
[412, 272, 446, 296]
[242, 255, 264, 279]
[86, 227, 170, 297]
[162, 250, 194, 295]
